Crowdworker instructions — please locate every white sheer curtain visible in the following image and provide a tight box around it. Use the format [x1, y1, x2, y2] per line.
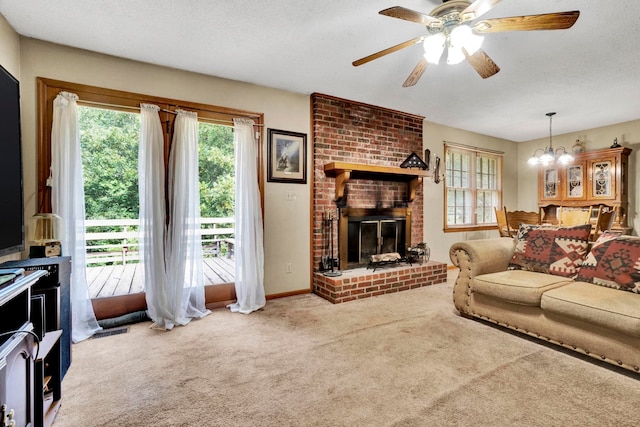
[228, 118, 265, 314]
[162, 109, 209, 329]
[51, 91, 102, 342]
[138, 104, 171, 324]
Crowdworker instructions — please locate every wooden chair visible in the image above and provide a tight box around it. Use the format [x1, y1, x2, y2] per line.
[494, 206, 510, 237]
[539, 207, 549, 224]
[558, 206, 593, 226]
[592, 206, 616, 241]
[505, 209, 541, 235]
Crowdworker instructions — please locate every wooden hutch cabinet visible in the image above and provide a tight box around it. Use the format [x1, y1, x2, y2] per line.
[538, 146, 632, 231]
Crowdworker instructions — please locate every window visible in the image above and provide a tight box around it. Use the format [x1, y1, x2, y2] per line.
[37, 78, 264, 318]
[444, 143, 502, 231]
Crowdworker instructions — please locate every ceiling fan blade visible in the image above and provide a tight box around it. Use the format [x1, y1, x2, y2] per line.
[403, 58, 428, 87]
[464, 49, 500, 79]
[379, 6, 441, 25]
[353, 36, 424, 67]
[473, 11, 580, 33]
[460, 0, 504, 22]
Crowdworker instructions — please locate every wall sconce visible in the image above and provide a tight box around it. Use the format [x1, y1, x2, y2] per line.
[433, 156, 443, 184]
[424, 149, 444, 184]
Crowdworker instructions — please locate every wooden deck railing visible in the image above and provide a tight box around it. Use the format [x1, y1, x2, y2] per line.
[85, 217, 235, 265]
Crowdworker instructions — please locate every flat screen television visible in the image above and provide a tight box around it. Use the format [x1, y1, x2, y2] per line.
[0, 64, 24, 258]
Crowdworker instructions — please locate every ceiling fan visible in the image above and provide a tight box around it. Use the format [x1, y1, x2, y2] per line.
[353, 0, 580, 87]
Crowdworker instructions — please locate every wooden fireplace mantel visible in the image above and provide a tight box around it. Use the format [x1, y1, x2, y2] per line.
[324, 161, 430, 201]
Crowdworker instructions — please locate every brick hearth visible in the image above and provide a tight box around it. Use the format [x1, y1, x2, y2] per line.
[314, 261, 447, 304]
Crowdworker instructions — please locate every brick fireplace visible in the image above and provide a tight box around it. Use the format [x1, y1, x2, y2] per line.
[312, 94, 447, 303]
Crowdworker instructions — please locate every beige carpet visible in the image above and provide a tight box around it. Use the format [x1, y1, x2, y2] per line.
[56, 272, 640, 427]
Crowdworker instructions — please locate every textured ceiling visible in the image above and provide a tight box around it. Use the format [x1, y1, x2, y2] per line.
[2, 0, 640, 142]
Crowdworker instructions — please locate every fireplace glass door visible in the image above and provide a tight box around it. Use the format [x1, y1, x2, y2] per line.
[347, 219, 405, 266]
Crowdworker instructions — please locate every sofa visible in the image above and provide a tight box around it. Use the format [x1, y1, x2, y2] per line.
[449, 224, 640, 374]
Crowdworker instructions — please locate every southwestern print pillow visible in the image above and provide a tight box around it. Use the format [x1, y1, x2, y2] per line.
[576, 232, 640, 293]
[508, 223, 592, 278]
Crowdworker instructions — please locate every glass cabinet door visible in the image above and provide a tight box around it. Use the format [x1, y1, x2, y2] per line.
[589, 158, 615, 199]
[539, 166, 561, 201]
[566, 163, 586, 199]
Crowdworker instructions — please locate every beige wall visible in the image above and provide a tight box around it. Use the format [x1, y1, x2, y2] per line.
[17, 38, 312, 296]
[0, 15, 21, 264]
[422, 121, 518, 264]
[517, 119, 640, 234]
[0, 14, 19, 76]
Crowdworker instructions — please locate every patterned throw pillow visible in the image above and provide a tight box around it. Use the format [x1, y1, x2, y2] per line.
[508, 223, 592, 278]
[576, 232, 640, 293]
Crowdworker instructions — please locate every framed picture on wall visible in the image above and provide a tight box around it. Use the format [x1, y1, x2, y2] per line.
[267, 128, 307, 184]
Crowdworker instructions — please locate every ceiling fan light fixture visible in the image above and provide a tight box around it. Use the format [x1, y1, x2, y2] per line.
[450, 25, 484, 56]
[423, 33, 446, 64]
[446, 45, 465, 65]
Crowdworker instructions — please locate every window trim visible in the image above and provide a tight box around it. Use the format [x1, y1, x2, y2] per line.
[37, 77, 265, 214]
[443, 142, 503, 232]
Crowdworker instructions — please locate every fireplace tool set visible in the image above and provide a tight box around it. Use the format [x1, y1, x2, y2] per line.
[322, 209, 342, 277]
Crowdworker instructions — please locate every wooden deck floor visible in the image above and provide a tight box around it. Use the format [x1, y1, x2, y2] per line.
[87, 256, 235, 299]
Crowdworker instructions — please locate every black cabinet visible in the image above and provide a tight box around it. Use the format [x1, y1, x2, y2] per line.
[0, 332, 34, 427]
[2, 257, 71, 427]
[0, 270, 45, 427]
[2, 257, 71, 379]
[34, 329, 62, 427]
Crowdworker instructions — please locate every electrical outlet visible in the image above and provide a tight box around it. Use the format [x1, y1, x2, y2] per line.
[286, 262, 292, 273]
[286, 191, 296, 201]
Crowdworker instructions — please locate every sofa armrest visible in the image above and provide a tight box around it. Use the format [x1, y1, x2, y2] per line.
[449, 238, 516, 315]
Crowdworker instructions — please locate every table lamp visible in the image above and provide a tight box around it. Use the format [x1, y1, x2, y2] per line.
[29, 213, 62, 258]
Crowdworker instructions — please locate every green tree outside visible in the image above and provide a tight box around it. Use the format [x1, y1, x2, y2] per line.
[198, 123, 234, 218]
[79, 107, 235, 220]
[79, 106, 140, 220]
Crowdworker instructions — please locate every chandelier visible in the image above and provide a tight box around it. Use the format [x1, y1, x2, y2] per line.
[528, 112, 573, 166]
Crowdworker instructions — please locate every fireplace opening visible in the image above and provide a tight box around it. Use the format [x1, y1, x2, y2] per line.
[339, 207, 411, 270]
[347, 218, 406, 266]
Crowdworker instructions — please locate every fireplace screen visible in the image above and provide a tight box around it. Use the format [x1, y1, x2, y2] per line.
[347, 218, 406, 266]
[338, 207, 411, 270]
